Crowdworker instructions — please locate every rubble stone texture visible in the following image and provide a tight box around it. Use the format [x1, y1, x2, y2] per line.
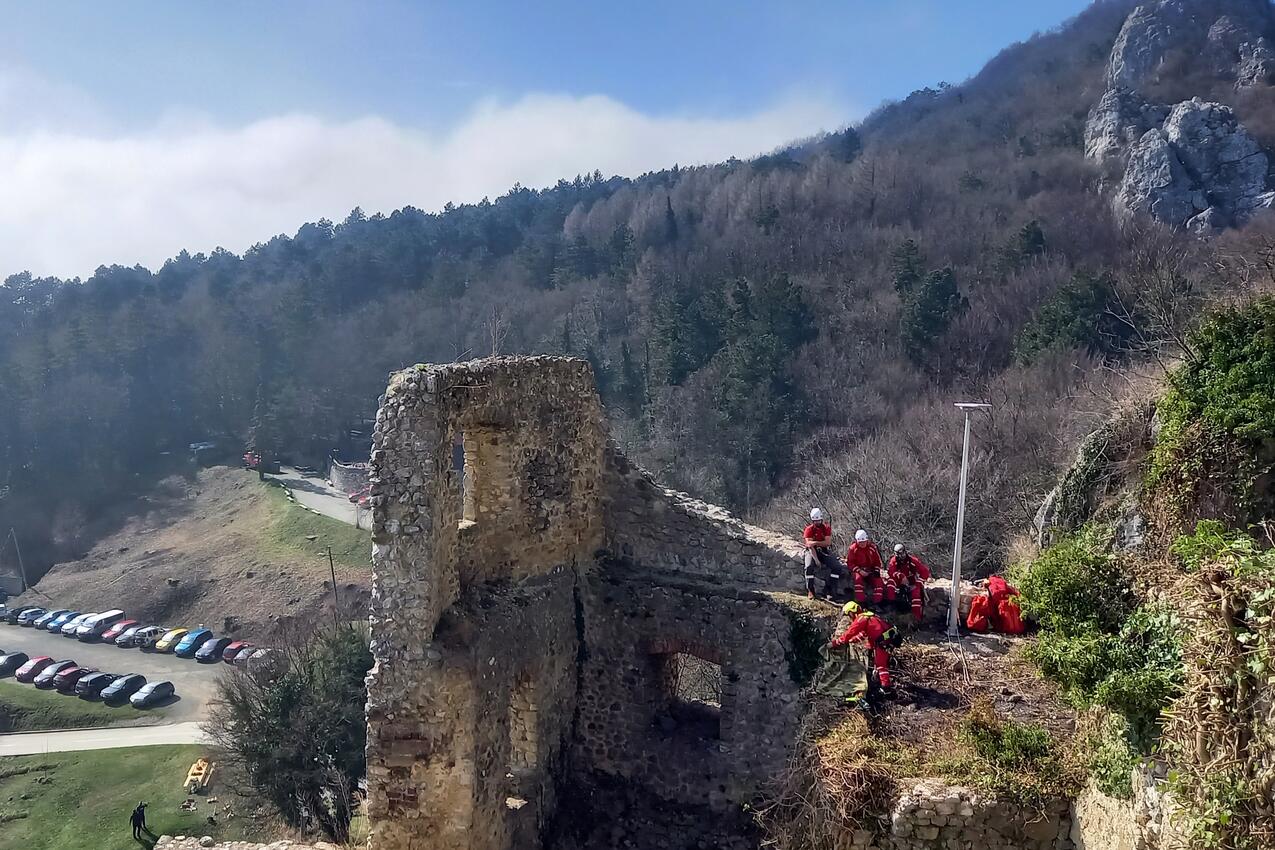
[363, 357, 818, 850]
[853, 779, 1073, 850]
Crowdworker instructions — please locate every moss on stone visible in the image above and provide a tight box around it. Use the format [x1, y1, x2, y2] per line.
[783, 609, 826, 686]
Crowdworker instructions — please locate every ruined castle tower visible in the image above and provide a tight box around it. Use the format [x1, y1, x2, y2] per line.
[365, 357, 811, 850]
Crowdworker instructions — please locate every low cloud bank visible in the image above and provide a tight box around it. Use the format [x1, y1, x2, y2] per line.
[0, 91, 844, 279]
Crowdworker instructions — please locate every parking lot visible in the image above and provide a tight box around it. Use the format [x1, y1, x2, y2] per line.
[0, 625, 219, 724]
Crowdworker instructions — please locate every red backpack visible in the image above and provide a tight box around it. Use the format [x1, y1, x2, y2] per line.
[966, 594, 992, 632]
[997, 596, 1026, 634]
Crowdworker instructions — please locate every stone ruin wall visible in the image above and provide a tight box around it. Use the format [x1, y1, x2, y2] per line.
[364, 357, 813, 850]
[362, 356, 1075, 850]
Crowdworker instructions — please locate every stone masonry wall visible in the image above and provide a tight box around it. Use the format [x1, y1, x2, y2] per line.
[329, 458, 371, 495]
[365, 356, 816, 850]
[868, 779, 1073, 850]
[573, 562, 808, 810]
[602, 443, 806, 592]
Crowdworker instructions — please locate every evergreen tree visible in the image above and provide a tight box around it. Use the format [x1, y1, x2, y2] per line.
[890, 239, 926, 295]
[900, 267, 966, 365]
[663, 196, 679, 244]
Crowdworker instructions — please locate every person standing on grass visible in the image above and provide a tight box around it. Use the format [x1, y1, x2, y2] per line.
[130, 802, 148, 841]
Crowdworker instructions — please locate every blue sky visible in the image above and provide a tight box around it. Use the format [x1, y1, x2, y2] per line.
[0, 0, 1093, 277]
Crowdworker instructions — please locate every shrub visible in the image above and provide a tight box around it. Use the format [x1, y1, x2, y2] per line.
[1010, 524, 1135, 635]
[207, 625, 373, 841]
[960, 702, 1053, 769]
[1014, 273, 1130, 363]
[1085, 714, 1140, 799]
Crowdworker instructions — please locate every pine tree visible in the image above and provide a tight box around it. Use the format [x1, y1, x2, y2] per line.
[890, 239, 926, 294]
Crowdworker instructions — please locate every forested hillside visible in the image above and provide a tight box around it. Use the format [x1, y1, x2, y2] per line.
[4, 0, 1264, 578]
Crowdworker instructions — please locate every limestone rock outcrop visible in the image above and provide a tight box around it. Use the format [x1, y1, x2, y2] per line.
[1087, 0, 1275, 232]
[1085, 88, 1170, 161]
[1114, 98, 1275, 230]
[1108, 0, 1275, 90]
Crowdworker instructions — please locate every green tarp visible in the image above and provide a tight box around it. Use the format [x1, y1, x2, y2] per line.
[812, 644, 870, 702]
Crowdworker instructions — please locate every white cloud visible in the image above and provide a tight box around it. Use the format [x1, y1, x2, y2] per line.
[0, 88, 846, 279]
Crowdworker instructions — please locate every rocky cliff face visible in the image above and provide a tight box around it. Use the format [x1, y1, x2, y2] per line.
[1086, 0, 1275, 232]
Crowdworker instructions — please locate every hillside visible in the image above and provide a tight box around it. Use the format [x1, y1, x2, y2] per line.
[11, 467, 370, 639]
[5, 0, 1275, 586]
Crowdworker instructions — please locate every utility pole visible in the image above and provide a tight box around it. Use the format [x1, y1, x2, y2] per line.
[327, 545, 340, 629]
[949, 403, 992, 637]
[5, 529, 28, 593]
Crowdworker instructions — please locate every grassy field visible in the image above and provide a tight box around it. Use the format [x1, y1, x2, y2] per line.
[0, 745, 277, 850]
[0, 681, 160, 732]
[261, 483, 370, 570]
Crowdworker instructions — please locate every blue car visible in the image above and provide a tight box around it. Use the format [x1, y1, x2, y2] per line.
[34, 609, 71, 629]
[173, 628, 214, 658]
[46, 611, 80, 632]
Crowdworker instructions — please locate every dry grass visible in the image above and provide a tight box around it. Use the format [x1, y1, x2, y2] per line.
[15, 467, 371, 641]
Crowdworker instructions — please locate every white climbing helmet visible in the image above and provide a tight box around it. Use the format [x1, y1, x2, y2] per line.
[894, 543, 906, 554]
[810, 507, 825, 522]
[855, 529, 869, 543]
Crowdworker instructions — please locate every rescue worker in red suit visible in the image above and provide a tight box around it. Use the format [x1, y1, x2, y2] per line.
[829, 601, 898, 692]
[846, 529, 884, 604]
[802, 508, 843, 599]
[886, 543, 932, 620]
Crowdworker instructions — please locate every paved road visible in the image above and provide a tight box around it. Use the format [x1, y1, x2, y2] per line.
[0, 722, 208, 756]
[266, 467, 370, 530]
[0, 624, 220, 724]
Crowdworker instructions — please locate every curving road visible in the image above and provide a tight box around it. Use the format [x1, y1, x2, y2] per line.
[265, 467, 370, 530]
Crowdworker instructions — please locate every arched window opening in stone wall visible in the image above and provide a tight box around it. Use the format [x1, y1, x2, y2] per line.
[508, 676, 540, 773]
[655, 651, 723, 741]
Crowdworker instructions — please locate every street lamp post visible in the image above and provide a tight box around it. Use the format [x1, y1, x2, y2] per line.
[949, 402, 992, 637]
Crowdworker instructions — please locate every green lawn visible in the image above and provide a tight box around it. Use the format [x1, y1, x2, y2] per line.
[0, 680, 160, 732]
[0, 746, 276, 850]
[260, 483, 370, 570]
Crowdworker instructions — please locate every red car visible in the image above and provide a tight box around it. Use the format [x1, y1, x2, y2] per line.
[14, 655, 54, 683]
[221, 640, 254, 663]
[101, 619, 139, 642]
[53, 666, 94, 692]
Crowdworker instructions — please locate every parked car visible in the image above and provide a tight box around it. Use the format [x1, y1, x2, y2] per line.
[113, 625, 144, 647]
[101, 619, 139, 642]
[34, 609, 71, 629]
[16, 607, 47, 626]
[0, 651, 30, 676]
[5, 606, 39, 625]
[130, 626, 168, 650]
[221, 641, 253, 663]
[53, 665, 93, 692]
[194, 636, 232, 662]
[129, 680, 175, 708]
[102, 673, 147, 702]
[77, 609, 126, 641]
[46, 611, 80, 632]
[174, 629, 214, 658]
[33, 660, 77, 688]
[61, 613, 96, 636]
[154, 628, 189, 653]
[74, 671, 120, 697]
[242, 648, 276, 671]
[14, 656, 54, 682]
